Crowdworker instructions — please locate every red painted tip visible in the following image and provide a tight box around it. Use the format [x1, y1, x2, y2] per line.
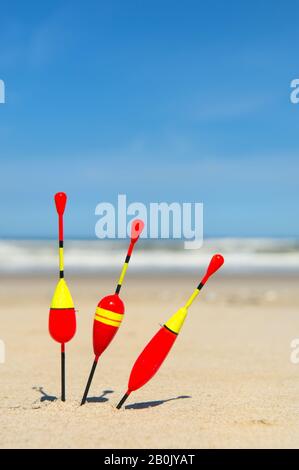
[202, 254, 224, 284]
[130, 219, 144, 242]
[54, 192, 67, 215]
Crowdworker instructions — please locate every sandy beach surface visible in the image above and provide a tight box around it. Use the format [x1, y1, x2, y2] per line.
[0, 273, 299, 449]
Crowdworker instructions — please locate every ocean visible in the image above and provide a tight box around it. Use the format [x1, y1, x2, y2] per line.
[0, 238, 298, 275]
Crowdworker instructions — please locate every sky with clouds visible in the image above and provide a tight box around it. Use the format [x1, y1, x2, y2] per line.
[0, 0, 298, 238]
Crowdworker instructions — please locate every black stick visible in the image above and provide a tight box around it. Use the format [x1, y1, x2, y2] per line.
[116, 392, 130, 409]
[81, 359, 98, 406]
[61, 345, 65, 402]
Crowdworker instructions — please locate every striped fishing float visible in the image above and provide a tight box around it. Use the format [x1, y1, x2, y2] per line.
[49, 192, 76, 401]
[80, 219, 144, 406]
[116, 254, 224, 409]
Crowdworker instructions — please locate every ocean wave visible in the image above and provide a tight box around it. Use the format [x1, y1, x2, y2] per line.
[0, 238, 298, 274]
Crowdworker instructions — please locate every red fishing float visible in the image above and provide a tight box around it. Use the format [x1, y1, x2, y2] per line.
[49, 192, 76, 401]
[80, 219, 144, 405]
[116, 254, 224, 409]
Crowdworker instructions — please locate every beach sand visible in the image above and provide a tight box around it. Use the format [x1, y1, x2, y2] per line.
[0, 273, 299, 449]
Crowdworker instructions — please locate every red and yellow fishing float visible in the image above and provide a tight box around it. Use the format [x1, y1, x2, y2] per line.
[49, 192, 76, 401]
[116, 254, 224, 409]
[80, 219, 144, 405]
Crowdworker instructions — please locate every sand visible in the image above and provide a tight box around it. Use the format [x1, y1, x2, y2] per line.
[0, 273, 299, 449]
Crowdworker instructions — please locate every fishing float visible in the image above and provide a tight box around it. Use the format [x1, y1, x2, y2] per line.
[48, 192, 76, 401]
[116, 253, 224, 409]
[80, 219, 144, 406]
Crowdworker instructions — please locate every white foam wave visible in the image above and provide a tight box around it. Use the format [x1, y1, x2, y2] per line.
[0, 238, 298, 274]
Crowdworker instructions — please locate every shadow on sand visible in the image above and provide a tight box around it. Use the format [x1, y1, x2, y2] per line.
[33, 387, 114, 404]
[33, 387, 57, 402]
[86, 389, 114, 403]
[124, 395, 191, 410]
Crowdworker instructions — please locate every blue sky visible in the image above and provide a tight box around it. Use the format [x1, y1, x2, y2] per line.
[0, 0, 298, 238]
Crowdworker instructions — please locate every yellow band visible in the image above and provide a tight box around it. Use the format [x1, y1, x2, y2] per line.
[94, 307, 124, 328]
[117, 262, 128, 286]
[59, 247, 64, 272]
[95, 308, 123, 321]
[94, 316, 121, 327]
